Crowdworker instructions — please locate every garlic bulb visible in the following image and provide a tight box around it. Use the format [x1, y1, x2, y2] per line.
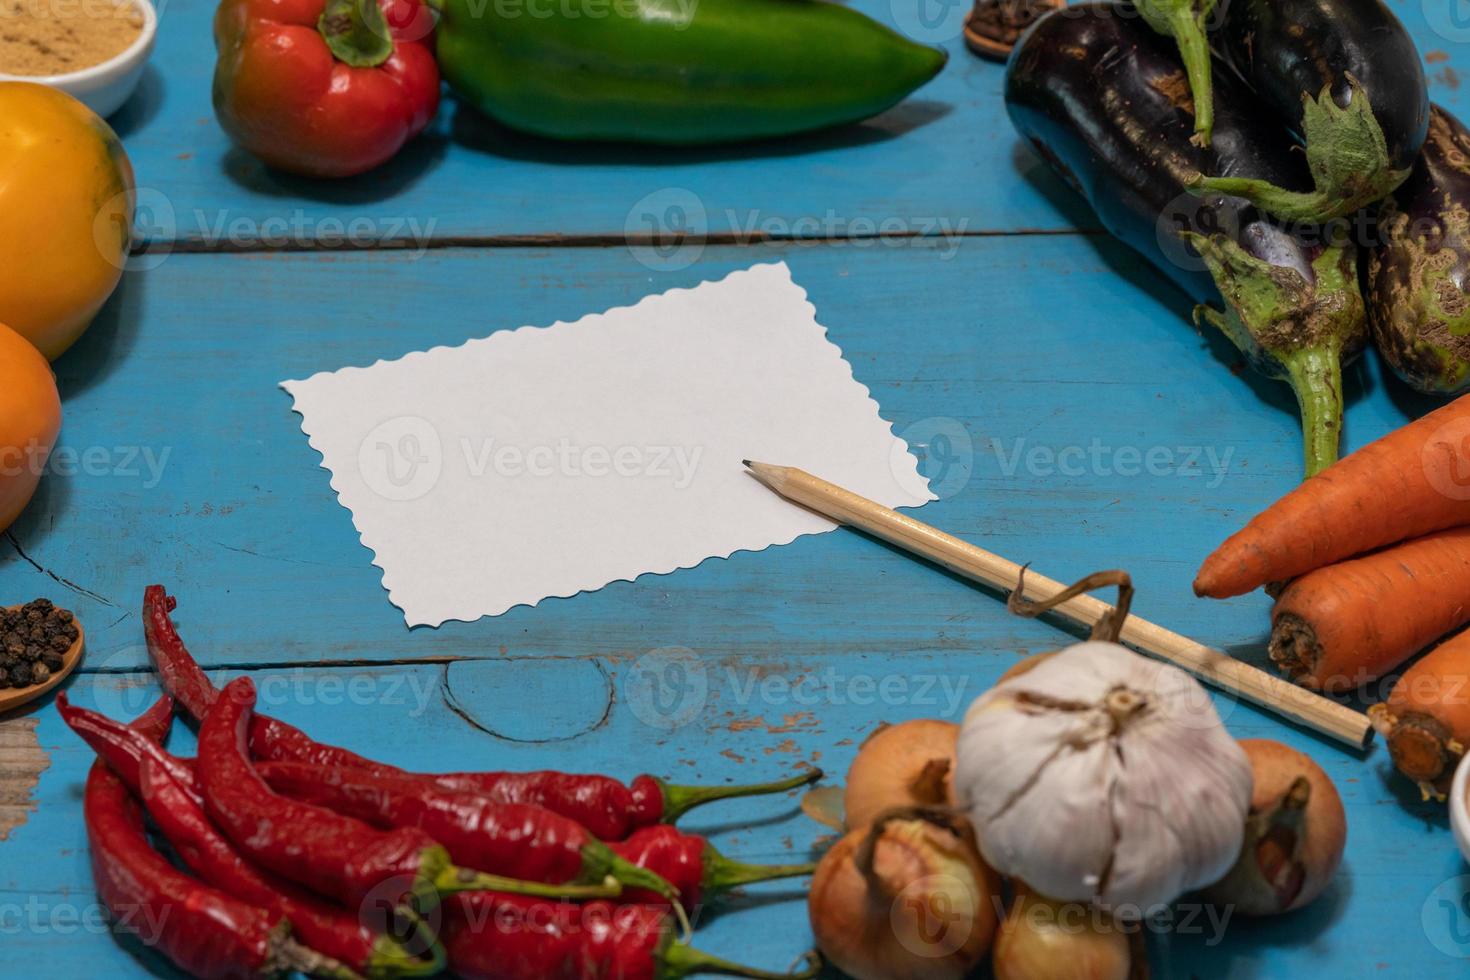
[956, 642, 1252, 913]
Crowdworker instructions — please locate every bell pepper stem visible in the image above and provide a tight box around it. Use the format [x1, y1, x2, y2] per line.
[659, 769, 823, 824]
[1190, 75, 1411, 221]
[703, 845, 817, 895]
[319, 0, 395, 68]
[1133, 0, 1216, 146]
[658, 945, 823, 980]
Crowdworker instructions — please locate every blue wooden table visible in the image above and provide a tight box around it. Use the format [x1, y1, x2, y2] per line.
[6, 0, 1470, 975]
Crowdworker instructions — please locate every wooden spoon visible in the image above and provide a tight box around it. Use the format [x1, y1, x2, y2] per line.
[0, 606, 84, 715]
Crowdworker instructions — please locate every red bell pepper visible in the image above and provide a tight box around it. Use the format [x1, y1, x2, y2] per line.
[213, 0, 439, 178]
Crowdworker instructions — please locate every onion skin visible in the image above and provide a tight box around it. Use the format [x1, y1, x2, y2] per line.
[808, 810, 999, 980]
[997, 652, 1057, 685]
[844, 720, 959, 830]
[993, 885, 1139, 980]
[1202, 739, 1346, 916]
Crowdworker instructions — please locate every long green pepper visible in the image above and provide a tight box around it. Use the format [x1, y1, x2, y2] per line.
[433, 0, 947, 144]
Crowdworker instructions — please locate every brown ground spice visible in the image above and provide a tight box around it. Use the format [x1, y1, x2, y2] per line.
[0, 0, 142, 76]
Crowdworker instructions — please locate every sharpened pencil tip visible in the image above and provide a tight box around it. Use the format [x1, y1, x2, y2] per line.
[741, 459, 752, 468]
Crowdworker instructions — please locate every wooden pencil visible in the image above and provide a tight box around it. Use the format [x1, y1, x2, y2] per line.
[743, 460, 1373, 749]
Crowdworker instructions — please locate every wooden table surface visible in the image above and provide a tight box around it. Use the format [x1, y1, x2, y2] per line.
[5, 0, 1470, 976]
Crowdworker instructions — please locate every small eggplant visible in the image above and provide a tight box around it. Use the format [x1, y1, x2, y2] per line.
[1194, 0, 1429, 222]
[1367, 105, 1470, 395]
[1007, 3, 1367, 477]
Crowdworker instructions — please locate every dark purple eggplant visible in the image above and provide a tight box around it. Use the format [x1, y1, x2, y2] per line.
[1367, 104, 1470, 395]
[1007, 3, 1367, 477]
[1194, 0, 1429, 222]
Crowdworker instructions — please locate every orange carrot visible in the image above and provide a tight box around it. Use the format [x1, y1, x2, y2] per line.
[1196, 393, 1470, 598]
[1269, 527, 1470, 693]
[1370, 630, 1470, 800]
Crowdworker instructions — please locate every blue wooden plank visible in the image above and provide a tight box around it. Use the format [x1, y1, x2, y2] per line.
[110, 0, 1470, 242]
[1, 238, 1367, 673]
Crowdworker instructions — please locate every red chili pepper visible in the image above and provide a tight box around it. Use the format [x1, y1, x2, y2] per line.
[59, 694, 443, 978]
[145, 586, 823, 839]
[443, 895, 822, 980]
[212, 0, 439, 177]
[81, 699, 351, 980]
[199, 677, 625, 917]
[257, 760, 678, 900]
[609, 826, 817, 907]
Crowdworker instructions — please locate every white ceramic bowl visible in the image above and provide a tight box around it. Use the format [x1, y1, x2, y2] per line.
[1450, 752, 1470, 864]
[0, 0, 157, 119]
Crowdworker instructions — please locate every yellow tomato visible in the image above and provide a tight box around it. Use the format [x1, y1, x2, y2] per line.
[0, 321, 63, 534]
[0, 83, 134, 361]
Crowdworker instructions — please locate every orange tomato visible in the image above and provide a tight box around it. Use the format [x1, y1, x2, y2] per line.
[0, 322, 63, 533]
[0, 83, 134, 361]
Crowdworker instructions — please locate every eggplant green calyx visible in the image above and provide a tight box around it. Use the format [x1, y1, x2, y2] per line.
[1133, 0, 1217, 146]
[320, 0, 395, 68]
[1191, 75, 1411, 222]
[1184, 231, 1365, 478]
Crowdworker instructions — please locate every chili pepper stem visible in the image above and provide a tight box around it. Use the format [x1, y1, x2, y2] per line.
[585, 843, 682, 900]
[1191, 75, 1411, 220]
[658, 769, 824, 824]
[658, 944, 823, 980]
[703, 846, 818, 895]
[433, 863, 625, 904]
[371, 908, 448, 979]
[274, 929, 366, 980]
[1132, 0, 1216, 146]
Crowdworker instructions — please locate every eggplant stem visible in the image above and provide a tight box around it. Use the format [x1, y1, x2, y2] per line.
[1008, 567, 1134, 644]
[1278, 341, 1345, 478]
[659, 769, 823, 824]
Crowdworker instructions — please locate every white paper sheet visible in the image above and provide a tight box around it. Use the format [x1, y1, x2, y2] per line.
[282, 262, 934, 627]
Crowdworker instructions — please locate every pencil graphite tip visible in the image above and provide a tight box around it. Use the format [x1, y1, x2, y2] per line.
[741, 459, 752, 468]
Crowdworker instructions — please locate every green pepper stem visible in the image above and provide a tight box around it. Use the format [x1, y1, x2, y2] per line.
[659, 769, 823, 824]
[703, 845, 818, 896]
[1190, 75, 1412, 221]
[370, 907, 448, 979]
[658, 945, 823, 980]
[1278, 342, 1346, 478]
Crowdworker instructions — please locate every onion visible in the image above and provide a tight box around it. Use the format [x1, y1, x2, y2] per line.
[1201, 739, 1346, 915]
[844, 720, 959, 830]
[808, 807, 999, 980]
[992, 885, 1144, 980]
